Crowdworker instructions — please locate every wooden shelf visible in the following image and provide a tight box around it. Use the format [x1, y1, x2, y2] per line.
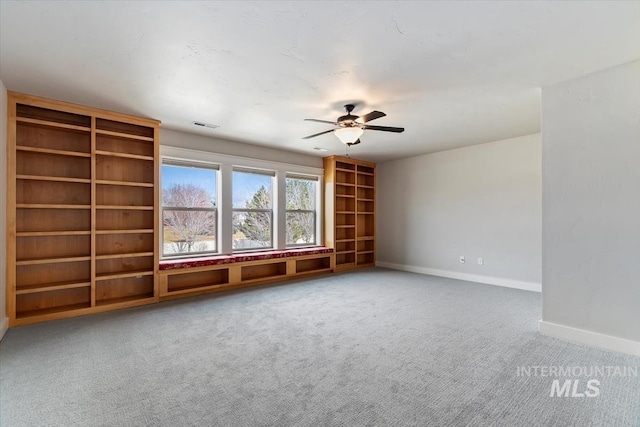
[16, 281, 91, 295]
[96, 270, 154, 281]
[325, 156, 376, 273]
[95, 295, 155, 307]
[95, 205, 154, 210]
[16, 303, 91, 319]
[16, 175, 91, 184]
[95, 129, 154, 142]
[17, 204, 91, 209]
[16, 145, 91, 158]
[16, 256, 91, 266]
[17, 231, 91, 237]
[95, 229, 153, 235]
[16, 116, 91, 132]
[9, 92, 160, 326]
[95, 252, 155, 260]
[96, 150, 154, 161]
[95, 180, 154, 188]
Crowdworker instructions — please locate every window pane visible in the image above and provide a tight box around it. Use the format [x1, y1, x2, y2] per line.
[286, 177, 315, 210]
[233, 171, 272, 209]
[286, 212, 315, 245]
[162, 164, 217, 208]
[163, 210, 217, 255]
[233, 211, 272, 249]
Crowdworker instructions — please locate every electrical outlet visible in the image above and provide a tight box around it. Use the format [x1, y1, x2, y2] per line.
[478, 257, 483, 265]
[460, 256, 465, 263]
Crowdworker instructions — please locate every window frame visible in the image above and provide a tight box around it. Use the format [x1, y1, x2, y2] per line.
[285, 174, 318, 247]
[160, 159, 220, 259]
[160, 146, 324, 258]
[232, 168, 275, 252]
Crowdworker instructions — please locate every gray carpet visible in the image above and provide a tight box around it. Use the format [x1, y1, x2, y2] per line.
[0, 268, 638, 426]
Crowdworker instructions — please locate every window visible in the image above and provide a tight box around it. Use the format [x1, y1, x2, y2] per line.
[160, 146, 324, 258]
[286, 175, 317, 246]
[232, 168, 274, 250]
[162, 160, 218, 257]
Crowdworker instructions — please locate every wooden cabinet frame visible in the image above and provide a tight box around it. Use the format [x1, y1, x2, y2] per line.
[6, 92, 160, 326]
[323, 156, 376, 271]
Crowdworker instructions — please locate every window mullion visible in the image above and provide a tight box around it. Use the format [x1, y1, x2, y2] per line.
[220, 163, 234, 254]
[275, 170, 287, 250]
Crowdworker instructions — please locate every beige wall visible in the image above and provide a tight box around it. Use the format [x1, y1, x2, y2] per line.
[541, 60, 640, 348]
[160, 128, 322, 168]
[377, 134, 542, 290]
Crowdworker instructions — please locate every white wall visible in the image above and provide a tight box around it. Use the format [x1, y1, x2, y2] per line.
[161, 128, 322, 169]
[0, 79, 8, 340]
[377, 134, 542, 291]
[540, 60, 640, 355]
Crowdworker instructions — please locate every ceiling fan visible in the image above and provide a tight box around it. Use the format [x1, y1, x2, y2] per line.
[303, 104, 405, 146]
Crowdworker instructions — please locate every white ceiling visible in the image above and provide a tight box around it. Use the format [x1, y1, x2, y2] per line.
[1, 1, 638, 162]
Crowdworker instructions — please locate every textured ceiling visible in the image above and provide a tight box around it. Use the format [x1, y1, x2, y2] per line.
[1, 1, 638, 162]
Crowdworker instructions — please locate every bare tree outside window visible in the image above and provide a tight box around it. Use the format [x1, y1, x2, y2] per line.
[162, 163, 218, 256]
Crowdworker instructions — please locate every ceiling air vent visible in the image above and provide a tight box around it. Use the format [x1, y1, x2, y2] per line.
[192, 121, 219, 129]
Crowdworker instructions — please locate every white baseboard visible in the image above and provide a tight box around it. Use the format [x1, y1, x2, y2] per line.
[0, 316, 8, 342]
[539, 320, 640, 357]
[376, 261, 541, 292]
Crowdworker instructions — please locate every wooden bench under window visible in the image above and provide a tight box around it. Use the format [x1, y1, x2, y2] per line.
[158, 248, 334, 300]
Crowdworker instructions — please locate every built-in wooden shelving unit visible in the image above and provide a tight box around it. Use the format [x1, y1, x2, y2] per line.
[6, 92, 160, 325]
[324, 156, 376, 271]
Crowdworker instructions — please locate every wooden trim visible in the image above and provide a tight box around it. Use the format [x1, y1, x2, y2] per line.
[10, 297, 157, 327]
[323, 155, 376, 168]
[8, 91, 160, 127]
[6, 94, 17, 323]
[152, 125, 160, 302]
[91, 116, 96, 308]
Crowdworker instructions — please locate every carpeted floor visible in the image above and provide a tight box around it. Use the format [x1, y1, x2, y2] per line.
[0, 268, 638, 426]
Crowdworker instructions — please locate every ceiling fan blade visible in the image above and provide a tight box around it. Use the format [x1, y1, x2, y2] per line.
[362, 124, 405, 133]
[358, 111, 386, 123]
[302, 129, 335, 139]
[304, 119, 338, 125]
[349, 139, 361, 146]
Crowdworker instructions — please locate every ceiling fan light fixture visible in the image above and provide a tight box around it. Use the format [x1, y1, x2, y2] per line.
[334, 127, 363, 144]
